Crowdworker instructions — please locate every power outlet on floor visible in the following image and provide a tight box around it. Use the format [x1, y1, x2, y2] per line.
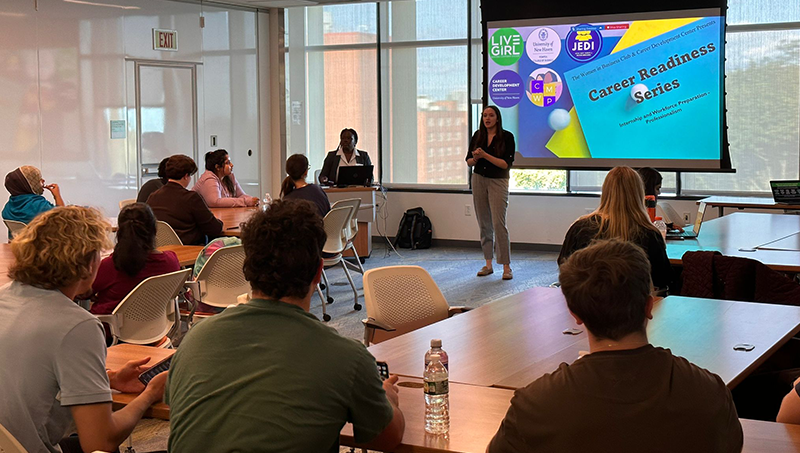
[465, 205, 472, 216]
[683, 212, 691, 223]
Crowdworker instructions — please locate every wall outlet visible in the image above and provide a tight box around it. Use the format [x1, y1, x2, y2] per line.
[683, 212, 691, 223]
[465, 205, 471, 216]
[210, 135, 217, 147]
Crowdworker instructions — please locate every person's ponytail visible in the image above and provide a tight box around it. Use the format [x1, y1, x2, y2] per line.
[280, 175, 296, 198]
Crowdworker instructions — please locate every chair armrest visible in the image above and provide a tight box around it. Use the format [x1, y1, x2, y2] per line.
[447, 306, 471, 317]
[361, 318, 396, 332]
[95, 314, 120, 338]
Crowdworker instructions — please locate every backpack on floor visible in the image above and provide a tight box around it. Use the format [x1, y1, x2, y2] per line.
[394, 207, 433, 250]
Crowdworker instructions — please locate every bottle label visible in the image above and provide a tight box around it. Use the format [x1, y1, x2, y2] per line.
[424, 379, 449, 395]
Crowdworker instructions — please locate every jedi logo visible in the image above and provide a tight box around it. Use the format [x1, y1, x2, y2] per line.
[565, 24, 603, 62]
[489, 28, 523, 66]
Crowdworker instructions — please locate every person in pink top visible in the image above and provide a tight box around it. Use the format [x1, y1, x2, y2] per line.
[89, 203, 180, 316]
[193, 149, 259, 208]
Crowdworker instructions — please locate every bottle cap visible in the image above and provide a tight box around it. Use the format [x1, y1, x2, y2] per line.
[654, 216, 663, 220]
[431, 339, 442, 348]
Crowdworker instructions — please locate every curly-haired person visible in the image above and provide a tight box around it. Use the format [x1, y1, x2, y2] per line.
[165, 199, 405, 453]
[0, 206, 167, 453]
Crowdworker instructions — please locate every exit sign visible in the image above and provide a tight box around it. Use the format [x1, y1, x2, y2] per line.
[153, 29, 178, 51]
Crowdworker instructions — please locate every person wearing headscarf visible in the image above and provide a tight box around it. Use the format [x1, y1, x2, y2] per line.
[2, 166, 64, 225]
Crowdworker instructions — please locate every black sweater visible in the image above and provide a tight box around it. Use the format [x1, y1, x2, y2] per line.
[466, 130, 516, 179]
[146, 182, 223, 246]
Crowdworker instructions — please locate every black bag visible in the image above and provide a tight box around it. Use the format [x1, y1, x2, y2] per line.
[394, 207, 433, 250]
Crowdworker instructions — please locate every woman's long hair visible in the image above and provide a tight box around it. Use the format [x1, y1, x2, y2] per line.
[205, 150, 236, 196]
[113, 203, 157, 277]
[637, 167, 663, 200]
[280, 154, 309, 198]
[473, 105, 505, 156]
[584, 166, 660, 241]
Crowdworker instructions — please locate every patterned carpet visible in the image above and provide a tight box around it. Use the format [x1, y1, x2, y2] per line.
[128, 241, 559, 451]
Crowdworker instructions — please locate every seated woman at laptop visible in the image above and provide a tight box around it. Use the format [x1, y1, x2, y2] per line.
[559, 166, 673, 292]
[318, 128, 372, 185]
[637, 167, 686, 230]
[281, 154, 330, 217]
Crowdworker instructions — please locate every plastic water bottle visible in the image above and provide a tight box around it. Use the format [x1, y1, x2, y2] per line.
[424, 353, 449, 434]
[424, 339, 449, 371]
[654, 216, 667, 240]
[260, 193, 272, 212]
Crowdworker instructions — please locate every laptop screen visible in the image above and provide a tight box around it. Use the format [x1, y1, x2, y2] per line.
[771, 180, 800, 203]
[693, 202, 706, 235]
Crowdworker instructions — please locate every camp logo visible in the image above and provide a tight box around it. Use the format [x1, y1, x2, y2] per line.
[526, 68, 563, 107]
[565, 24, 602, 62]
[489, 28, 524, 66]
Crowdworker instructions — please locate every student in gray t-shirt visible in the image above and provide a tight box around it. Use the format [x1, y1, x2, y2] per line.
[0, 207, 167, 453]
[488, 239, 743, 453]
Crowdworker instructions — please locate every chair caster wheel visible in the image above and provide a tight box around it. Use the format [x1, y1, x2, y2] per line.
[359, 257, 366, 264]
[323, 313, 331, 322]
[327, 297, 334, 304]
[353, 303, 362, 311]
[320, 283, 327, 290]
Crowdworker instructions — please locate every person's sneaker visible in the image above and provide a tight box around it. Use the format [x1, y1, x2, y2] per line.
[502, 269, 513, 280]
[477, 266, 494, 277]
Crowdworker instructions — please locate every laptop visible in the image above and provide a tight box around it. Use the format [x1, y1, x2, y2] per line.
[666, 201, 707, 239]
[336, 165, 374, 187]
[770, 180, 800, 204]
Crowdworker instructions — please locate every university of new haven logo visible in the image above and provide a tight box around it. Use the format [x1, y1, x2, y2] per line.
[565, 24, 603, 62]
[526, 68, 563, 107]
[489, 28, 524, 66]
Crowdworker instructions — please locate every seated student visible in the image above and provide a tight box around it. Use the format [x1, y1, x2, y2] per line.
[488, 239, 743, 453]
[0, 206, 167, 453]
[147, 154, 223, 245]
[637, 167, 687, 229]
[777, 377, 800, 424]
[2, 165, 64, 224]
[281, 154, 331, 217]
[319, 128, 372, 185]
[137, 157, 169, 203]
[165, 199, 404, 452]
[559, 166, 672, 291]
[89, 203, 181, 316]
[193, 149, 259, 208]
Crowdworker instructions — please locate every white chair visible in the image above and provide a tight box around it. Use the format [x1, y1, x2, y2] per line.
[0, 422, 27, 453]
[118, 198, 136, 210]
[330, 198, 365, 275]
[3, 220, 26, 240]
[183, 245, 249, 325]
[320, 206, 361, 314]
[362, 265, 470, 345]
[97, 269, 191, 347]
[155, 221, 183, 247]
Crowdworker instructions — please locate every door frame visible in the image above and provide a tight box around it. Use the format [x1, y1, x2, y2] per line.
[130, 59, 202, 190]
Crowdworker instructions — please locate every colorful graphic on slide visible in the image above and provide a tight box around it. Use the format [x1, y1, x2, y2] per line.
[526, 69, 563, 107]
[489, 28, 524, 66]
[487, 12, 723, 164]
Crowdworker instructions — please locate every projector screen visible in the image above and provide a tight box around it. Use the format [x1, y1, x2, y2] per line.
[486, 8, 728, 170]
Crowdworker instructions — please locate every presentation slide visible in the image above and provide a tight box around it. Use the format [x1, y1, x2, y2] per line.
[487, 9, 726, 169]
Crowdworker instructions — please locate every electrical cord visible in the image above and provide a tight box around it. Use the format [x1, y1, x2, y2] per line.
[374, 184, 403, 259]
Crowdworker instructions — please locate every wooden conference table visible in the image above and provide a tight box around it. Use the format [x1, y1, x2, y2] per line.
[666, 212, 800, 273]
[106, 345, 800, 452]
[367, 287, 800, 390]
[210, 206, 256, 237]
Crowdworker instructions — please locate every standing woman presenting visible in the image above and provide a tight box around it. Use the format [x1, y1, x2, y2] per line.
[466, 106, 516, 280]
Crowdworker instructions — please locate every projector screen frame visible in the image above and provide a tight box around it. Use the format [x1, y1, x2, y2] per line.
[480, 3, 733, 173]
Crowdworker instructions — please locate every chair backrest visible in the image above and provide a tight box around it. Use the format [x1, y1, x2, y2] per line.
[0, 422, 27, 453]
[314, 169, 322, 185]
[330, 198, 361, 240]
[155, 221, 183, 247]
[363, 265, 450, 344]
[118, 198, 136, 210]
[193, 245, 249, 308]
[322, 206, 353, 254]
[110, 268, 191, 344]
[3, 220, 26, 239]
